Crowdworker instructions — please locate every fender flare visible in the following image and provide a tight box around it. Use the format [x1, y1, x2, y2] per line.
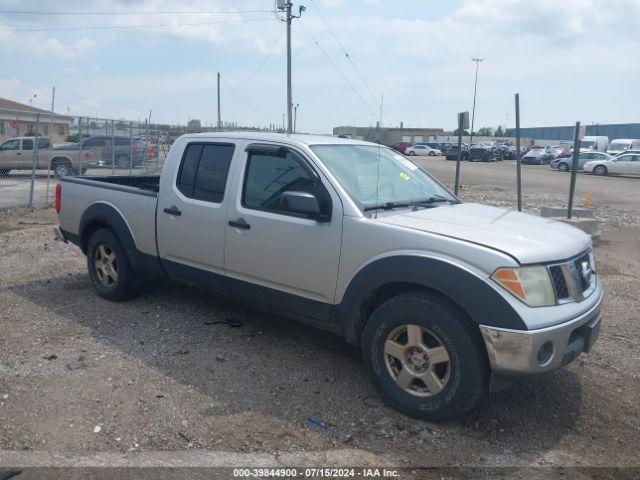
[79, 202, 163, 277]
[332, 255, 527, 343]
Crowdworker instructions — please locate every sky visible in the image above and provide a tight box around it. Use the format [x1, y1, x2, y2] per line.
[0, 0, 638, 133]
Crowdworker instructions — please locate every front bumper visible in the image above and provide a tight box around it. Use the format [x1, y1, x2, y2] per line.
[479, 290, 603, 376]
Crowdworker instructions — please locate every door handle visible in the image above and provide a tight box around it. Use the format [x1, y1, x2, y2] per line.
[228, 218, 251, 230]
[16, 152, 21, 155]
[163, 206, 182, 216]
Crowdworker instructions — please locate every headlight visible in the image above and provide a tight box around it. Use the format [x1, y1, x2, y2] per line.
[492, 266, 556, 307]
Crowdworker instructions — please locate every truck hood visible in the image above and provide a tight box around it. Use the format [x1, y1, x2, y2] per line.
[377, 203, 591, 264]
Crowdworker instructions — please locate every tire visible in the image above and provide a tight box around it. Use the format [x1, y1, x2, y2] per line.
[116, 154, 129, 169]
[86, 228, 142, 301]
[408, 151, 416, 156]
[593, 165, 607, 176]
[429, 151, 435, 156]
[558, 162, 569, 172]
[361, 292, 488, 422]
[52, 159, 73, 178]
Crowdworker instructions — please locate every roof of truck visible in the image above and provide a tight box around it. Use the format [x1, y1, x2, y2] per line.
[180, 131, 377, 147]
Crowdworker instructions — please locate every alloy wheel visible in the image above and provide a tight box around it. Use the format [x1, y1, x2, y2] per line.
[94, 244, 118, 286]
[384, 324, 451, 397]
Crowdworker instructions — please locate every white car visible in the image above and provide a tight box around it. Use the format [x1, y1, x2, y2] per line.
[405, 145, 442, 156]
[583, 153, 640, 176]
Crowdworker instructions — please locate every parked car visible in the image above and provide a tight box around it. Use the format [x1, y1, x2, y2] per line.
[606, 139, 640, 156]
[522, 146, 554, 165]
[0, 136, 100, 177]
[405, 144, 442, 156]
[583, 152, 640, 176]
[55, 132, 602, 421]
[468, 144, 503, 162]
[391, 142, 414, 154]
[56, 135, 152, 169]
[551, 152, 614, 172]
[445, 145, 468, 161]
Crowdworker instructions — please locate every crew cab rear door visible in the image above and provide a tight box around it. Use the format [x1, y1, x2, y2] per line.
[223, 143, 343, 321]
[156, 141, 236, 286]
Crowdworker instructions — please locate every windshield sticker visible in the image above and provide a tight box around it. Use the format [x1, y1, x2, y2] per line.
[395, 155, 419, 171]
[399, 172, 411, 181]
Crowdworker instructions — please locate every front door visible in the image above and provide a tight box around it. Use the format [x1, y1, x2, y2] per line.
[0, 139, 21, 170]
[224, 144, 343, 321]
[156, 141, 236, 288]
[609, 155, 632, 175]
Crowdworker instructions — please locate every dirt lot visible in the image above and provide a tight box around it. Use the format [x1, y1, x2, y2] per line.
[0, 159, 639, 478]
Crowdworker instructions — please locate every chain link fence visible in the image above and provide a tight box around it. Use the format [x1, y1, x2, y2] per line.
[0, 109, 188, 211]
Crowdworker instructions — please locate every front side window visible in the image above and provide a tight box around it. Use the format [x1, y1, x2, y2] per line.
[176, 143, 234, 203]
[310, 144, 456, 210]
[242, 150, 316, 214]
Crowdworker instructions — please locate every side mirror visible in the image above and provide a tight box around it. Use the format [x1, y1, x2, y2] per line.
[280, 191, 326, 220]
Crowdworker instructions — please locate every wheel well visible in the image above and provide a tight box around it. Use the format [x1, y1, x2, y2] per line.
[81, 220, 110, 253]
[353, 282, 478, 343]
[51, 156, 72, 166]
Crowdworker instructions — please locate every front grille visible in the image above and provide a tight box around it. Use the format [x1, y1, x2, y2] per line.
[548, 250, 595, 303]
[574, 253, 592, 291]
[550, 266, 569, 299]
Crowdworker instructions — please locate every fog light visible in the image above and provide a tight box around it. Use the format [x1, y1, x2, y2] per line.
[537, 341, 554, 365]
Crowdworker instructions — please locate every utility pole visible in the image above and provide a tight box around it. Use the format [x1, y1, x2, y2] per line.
[217, 72, 222, 131]
[469, 57, 484, 147]
[50, 87, 56, 113]
[278, 1, 305, 134]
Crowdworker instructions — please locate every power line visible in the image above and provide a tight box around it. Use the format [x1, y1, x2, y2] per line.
[223, 26, 285, 88]
[220, 76, 279, 118]
[12, 18, 274, 32]
[0, 9, 275, 16]
[298, 19, 376, 117]
[307, 0, 380, 109]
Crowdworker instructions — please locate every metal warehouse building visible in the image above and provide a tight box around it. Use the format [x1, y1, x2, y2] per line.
[506, 123, 640, 141]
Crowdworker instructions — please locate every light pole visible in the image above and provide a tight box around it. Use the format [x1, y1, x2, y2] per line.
[469, 57, 484, 147]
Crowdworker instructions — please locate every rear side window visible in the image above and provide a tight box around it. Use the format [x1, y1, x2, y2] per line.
[22, 139, 33, 150]
[114, 138, 129, 146]
[176, 143, 234, 203]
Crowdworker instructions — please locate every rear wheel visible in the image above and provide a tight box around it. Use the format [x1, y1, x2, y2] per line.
[115, 153, 129, 169]
[361, 292, 488, 422]
[593, 165, 607, 176]
[86, 228, 141, 301]
[52, 159, 73, 178]
[408, 151, 416, 156]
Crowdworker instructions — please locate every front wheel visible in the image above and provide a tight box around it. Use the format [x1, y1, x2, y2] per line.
[408, 151, 416, 156]
[429, 151, 435, 156]
[87, 228, 141, 301]
[558, 162, 569, 172]
[361, 292, 488, 422]
[593, 165, 607, 176]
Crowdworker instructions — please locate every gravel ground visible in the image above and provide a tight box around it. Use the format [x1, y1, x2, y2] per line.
[0, 183, 639, 477]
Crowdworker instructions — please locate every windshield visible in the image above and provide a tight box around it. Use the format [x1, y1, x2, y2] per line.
[310, 144, 456, 210]
[608, 142, 629, 151]
[580, 141, 595, 149]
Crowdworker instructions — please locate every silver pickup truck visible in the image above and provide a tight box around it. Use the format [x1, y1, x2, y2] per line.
[55, 132, 603, 421]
